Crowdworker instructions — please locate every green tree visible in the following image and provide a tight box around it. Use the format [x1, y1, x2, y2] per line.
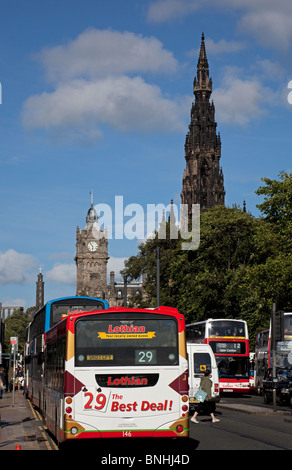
[122, 171, 292, 348]
[255, 171, 292, 229]
[167, 206, 267, 324]
[122, 217, 181, 308]
[4, 309, 30, 353]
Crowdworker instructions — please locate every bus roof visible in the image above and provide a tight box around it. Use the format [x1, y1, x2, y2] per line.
[65, 306, 185, 334]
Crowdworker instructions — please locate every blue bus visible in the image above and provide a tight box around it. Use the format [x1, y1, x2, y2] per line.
[25, 296, 109, 408]
[31, 296, 109, 335]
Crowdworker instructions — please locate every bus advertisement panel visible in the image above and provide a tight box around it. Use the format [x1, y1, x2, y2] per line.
[43, 307, 189, 443]
[186, 319, 250, 394]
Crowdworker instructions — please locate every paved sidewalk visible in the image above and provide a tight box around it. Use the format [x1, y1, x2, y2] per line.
[0, 390, 55, 450]
[217, 400, 292, 418]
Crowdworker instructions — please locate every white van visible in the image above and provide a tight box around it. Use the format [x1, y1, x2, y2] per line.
[187, 342, 220, 409]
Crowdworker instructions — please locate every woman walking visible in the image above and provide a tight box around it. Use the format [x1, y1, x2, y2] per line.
[191, 370, 220, 423]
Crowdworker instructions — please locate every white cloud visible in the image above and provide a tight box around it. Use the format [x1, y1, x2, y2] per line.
[107, 257, 127, 281]
[45, 257, 127, 284]
[22, 76, 187, 138]
[2, 297, 27, 308]
[22, 28, 187, 142]
[147, 0, 292, 49]
[187, 37, 246, 60]
[0, 249, 36, 284]
[254, 59, 285, 82]
[46, 263, 76, 284]
[38, 28, 178, 83]
[213, 78, 263, 125]
[205, 38, 246, 55]
[213, 67, 279, 126]
[238, 9, 292, 48]
[147, 0, 199, 22]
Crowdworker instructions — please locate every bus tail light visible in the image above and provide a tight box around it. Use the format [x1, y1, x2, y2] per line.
[176, 425, 184, 433]
[181, 395, 189, 414]
[214, 384, 219, 393]
[65, 396, 73, 418]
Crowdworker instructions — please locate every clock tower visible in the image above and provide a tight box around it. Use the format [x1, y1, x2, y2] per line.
[75, 194, 108, 298]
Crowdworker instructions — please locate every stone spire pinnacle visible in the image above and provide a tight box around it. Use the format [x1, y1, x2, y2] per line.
[86, 190, 98, 227]
[194, 32, 212, 94]
[181, 33, 225, 214]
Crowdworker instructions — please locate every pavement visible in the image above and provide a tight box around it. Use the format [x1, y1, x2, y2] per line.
[0, 391, 291, 451]
[217, 399, 292, 420]
[0, 389, 57, 451]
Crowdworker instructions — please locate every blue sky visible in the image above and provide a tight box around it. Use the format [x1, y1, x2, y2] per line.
[0, 0, 291, 310]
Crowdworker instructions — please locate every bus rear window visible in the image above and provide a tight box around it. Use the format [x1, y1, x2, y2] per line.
[51, 301, 105, 327]
[75, 316, 178, 367]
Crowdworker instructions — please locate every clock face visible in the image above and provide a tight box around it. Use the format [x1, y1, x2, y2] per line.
[87, 241, 98, 252]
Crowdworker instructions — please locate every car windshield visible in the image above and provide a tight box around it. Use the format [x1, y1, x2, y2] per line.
[276, 368, 292, 381]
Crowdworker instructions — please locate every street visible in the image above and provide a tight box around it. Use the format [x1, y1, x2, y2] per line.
[189, 402, 292, 450]
[187, 393, 292, 450]
[2, 388, 291, 457]
[58, 394, 292, 460]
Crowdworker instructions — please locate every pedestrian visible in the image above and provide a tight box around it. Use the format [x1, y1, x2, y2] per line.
[17, 366, 24, 390]
[0, 366, 7, 398]
[191, 369, 220, 423]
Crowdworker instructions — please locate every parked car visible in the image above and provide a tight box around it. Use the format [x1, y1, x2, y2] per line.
[262, 367, 292, 405]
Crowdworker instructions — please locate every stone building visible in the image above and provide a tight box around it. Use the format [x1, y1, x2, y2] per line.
[36, 270, 44, 311]
[181, 33, 225, 215]
[75, 198, 142, 307]
[75, 199, 108, 299]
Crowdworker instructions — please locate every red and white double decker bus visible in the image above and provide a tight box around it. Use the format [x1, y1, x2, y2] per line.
[186, 319, 250, 394]
[34, 306, 189, 443]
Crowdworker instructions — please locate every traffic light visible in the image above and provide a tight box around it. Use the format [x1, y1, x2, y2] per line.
[274, 310, 284, 342]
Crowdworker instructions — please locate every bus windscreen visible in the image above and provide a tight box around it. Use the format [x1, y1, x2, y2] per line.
[51, 301, 105, 327]
[75, 316, 178, 367]
[209, 320, 246, 338]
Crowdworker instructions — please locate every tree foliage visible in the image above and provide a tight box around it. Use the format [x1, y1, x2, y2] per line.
[4, 310, 30, 352]
[255, 171, 292, 228]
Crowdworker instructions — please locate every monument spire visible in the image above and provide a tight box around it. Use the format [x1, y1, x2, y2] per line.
[181, 33, 225, 214]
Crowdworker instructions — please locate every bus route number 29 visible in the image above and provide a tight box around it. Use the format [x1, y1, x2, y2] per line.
[83, 391, 107, 412]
